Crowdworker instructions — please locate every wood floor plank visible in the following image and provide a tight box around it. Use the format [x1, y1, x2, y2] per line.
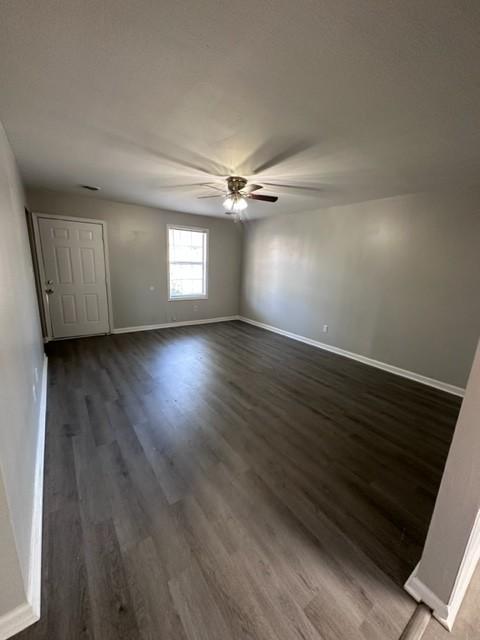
[169, 557, 234, 640]
[45, 502, 93, 639]
[123, 537, 188, 640]
[80, 519, 140, 639]
[14, 321, 462, 640]
[85, 394, 115, 446]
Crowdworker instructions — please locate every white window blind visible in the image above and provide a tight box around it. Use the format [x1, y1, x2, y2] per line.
[167, 226, 208, 299]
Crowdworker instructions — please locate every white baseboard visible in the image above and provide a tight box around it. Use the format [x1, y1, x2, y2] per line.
[0, 602, 39, 640]
[238, 316, 465, 397]
[405, 565, 450, 629]
[405, 509, 480, 631]
[0, 355, 48, 640]
[112, 315, 239, 334]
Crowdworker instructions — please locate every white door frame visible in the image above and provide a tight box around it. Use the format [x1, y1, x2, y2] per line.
[31, 212, 114, 340]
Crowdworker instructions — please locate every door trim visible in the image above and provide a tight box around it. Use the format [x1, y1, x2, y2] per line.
[31, 212, 114, 340]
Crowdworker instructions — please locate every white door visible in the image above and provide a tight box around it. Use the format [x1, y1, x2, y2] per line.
[37, 217, 110, 338]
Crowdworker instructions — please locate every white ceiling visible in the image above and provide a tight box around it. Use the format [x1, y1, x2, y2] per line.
[0, 1, 479, 219]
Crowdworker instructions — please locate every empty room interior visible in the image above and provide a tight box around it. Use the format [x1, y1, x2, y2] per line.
[1, 2, 480, 639]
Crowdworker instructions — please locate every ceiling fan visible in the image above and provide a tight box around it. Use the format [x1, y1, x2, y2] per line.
[198, 176, 278, 219]
[114, 135, 326, 218]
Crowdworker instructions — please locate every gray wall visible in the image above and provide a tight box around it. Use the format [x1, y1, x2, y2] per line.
[0, 123, 44, 614]
[27, 189, 243, 330]
[241, 191, 480, 388]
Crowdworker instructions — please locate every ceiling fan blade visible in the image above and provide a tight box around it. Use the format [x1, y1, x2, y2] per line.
[242, 184, 263, 193]
[247, 193, 278, 203]
[197, 194, 223, 199]
[261, 182, 324, 193]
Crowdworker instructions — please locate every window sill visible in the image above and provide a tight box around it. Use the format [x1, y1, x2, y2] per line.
[168, 295, 208, 301]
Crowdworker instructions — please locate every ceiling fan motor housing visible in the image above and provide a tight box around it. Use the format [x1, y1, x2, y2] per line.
[227, 176, 247, 193]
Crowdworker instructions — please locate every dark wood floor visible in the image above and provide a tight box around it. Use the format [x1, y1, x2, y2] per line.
[15, 320, 461, 640]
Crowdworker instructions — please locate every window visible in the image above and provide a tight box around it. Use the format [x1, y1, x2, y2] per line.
[167, 225, 208, 300]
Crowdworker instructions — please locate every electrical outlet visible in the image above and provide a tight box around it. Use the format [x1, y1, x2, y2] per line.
[193, 304, 198, 313]
[323, 324, 329, 333]
[171, 314, 176, 322]
[149, 285, 155, 291]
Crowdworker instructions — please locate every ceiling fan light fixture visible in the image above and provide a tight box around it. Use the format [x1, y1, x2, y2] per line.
[223, 193, 248, 212]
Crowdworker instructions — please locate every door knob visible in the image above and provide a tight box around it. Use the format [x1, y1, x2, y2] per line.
[45, 287, 54, 294]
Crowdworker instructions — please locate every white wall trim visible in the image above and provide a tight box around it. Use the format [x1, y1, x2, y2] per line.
[0, 602, 39, 640]
[404, 564, 450, 629]
[112, 315, 239, 334]
[448, 509, 480, 630]
[238, 316, 465, 397]
[0, 355, 48, 640]
[405, 509, 480, 631]
[28, 355, 48, 614]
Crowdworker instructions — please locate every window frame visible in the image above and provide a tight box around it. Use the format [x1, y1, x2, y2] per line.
[166, 224, 209, 301]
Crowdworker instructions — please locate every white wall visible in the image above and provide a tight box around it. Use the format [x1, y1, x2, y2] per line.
[27, 189, 243, 331]
[241, 190, 480, 388]
[0, 123, 44, 619]
[407, 339, 480, 629]
[0, 476, 25, 618]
